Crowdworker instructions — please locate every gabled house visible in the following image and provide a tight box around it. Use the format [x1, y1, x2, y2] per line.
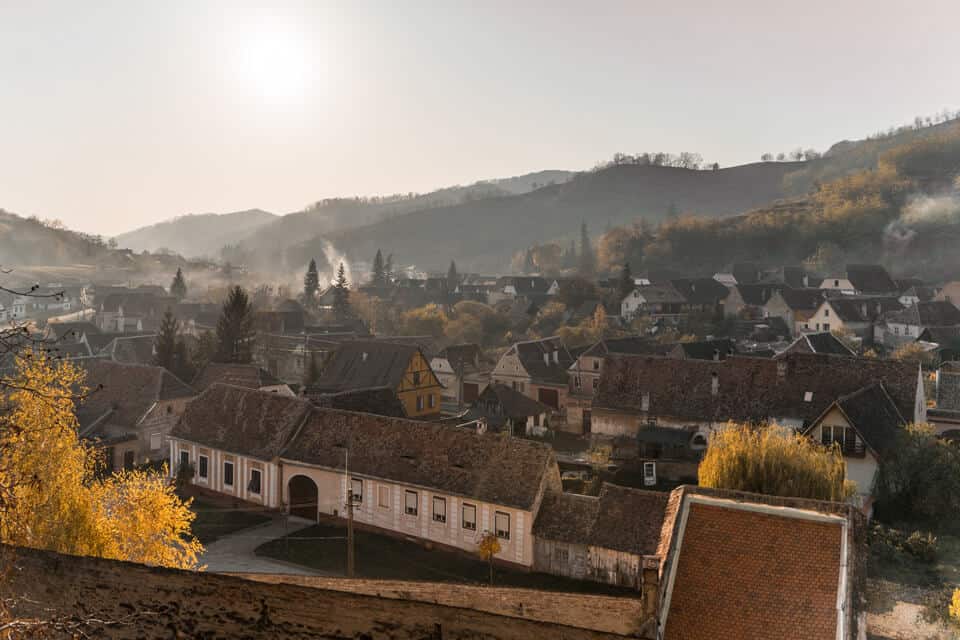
[620, 284, 686, 320]
[192, 362, 294, 396]
[99, 333, 158, 365]
[97, 292, 174, 333]
[763, 287, 826, 336]
[806, 296, 904, 339]
[669, 277, 730, 315]
[779, 331, 856, 356]
[430, 343, 492, 407]
[875, 300, 960, 348]
[918, 326, 960, 364]
[802, 383, 906, 506]
[723, 283, 786, 318]
[169, 384, 311, 507]
[77, 360, 196, 471]
[491, 337, 573, 415]
[590, 352, 924, 439]
[468, 383, 554, 436]
[311, 340, 443, 418]
[488, 276, 551, 305]
[820, 264, 898, 296]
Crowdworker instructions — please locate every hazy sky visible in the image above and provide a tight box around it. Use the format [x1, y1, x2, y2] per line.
[2, 1, 959, 236]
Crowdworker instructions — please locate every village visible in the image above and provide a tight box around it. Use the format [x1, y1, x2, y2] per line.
[3, 253, 960, 639]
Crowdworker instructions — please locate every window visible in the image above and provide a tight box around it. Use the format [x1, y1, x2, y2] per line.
[404, 490, 418, 516]
[428, 393, 435, 409]
[149, 432, 161, 450]
[803, 391, 814, 402]
[351, 478, 363, 503]
[416, 396, 424, 411]
[495, 511, 510, 540]
[894, 326, 900, 335]
[822, 323, 830, 331]
[198, 455, 208, 479]
[592, 359, 600, 371]
[592, 378, 599, 390]
[574, 376, 582, 390]
[179, 450, 189, 470]
[413, 371, 421, 386]
[378, 485, 390, 509]
[554, 547, 569, 562]
[462, 503, 477, 531]
[643, 461, 657, 486]
[821, 425, 857, 451]
[248, 469, 262, 494]
[824, 309, 829, 317]
[433, 496, 446, 523]
[223, 461, 234, 486]
[533, 413, 540, 427]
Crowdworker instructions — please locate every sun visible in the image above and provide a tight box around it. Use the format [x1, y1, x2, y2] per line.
[233, 20, 317, 105]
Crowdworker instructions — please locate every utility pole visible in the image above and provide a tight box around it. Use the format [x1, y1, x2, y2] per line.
[344, 447, 355, 578]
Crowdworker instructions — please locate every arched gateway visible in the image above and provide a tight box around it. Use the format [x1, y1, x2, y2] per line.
[287, 474, 319, 520]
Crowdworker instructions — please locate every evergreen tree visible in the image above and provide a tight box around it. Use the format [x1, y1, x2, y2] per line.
[446, 260, 459, 290]
[170, 268, 187, 301]
[215, 286, 255, 363]
[578, 222, 595, 279]
[303, 258, 320, 301]
[562, 238, 577, 270]
[154, 309, 179, 372]
[371, 249, 386, 286]
[384, 253, 394, 282]
[173, 338, 194, 383]
[619, 263, 634, 298]
[332, 262, 351, 322]
[191, 330, 218, 373]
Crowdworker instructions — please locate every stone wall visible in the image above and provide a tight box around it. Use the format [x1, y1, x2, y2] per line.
[4, 546, 636, 639]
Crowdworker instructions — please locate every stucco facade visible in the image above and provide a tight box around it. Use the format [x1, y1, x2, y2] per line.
[171, 439, 282, 508]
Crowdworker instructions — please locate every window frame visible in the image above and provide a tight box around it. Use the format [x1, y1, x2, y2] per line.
[149, 432, 162, 451]
[248, 468, 262, 495]
[197, 454, 208, 479]
[351, 478, 363, 503]
[404, 490, 418, 516]
[378, 485, 390, 509]
[462, 503, 477, 531]
[179, 450, 189, 470]
[494, 511, 511, 540]
[223, 460, 234, 487]
[432, 496, 447, 523]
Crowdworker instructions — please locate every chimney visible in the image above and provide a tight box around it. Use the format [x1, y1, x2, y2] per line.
[711, 372, 719, 396]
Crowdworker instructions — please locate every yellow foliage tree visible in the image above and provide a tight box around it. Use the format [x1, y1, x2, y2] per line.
[698, 423, 854, 502]
[0, 351, 202, 570]
[477, 531, 501, 586]
[949, 588, 960, 627]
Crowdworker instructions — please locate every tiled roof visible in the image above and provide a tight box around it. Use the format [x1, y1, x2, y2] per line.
[661, 495, 846, 640]
[307, 386, 407, 418]
[594, 352, 919, 426]
[103, 334, 158, 365]
[47, 321, 101, 340]
[669, 278, 730, 305]
[776, 287, 826, 311]
[781, 332, 855, 356]
[936, 368, 960, 413]
[513, 337, 574, 385]
[885, 300, 960, 327]
[171, 384, 311, 460]
[192, 362, 286, 392]
[473, 383, 553, 419]
[77, 360, 195, 430]
[846, 264, 898, 293]
[824, 296, 903, 323]
[731, 283, 786, 306]
[670, 338, 738, 361]
[808, 383, 905, 456]
[312, 340, 424, 393]
[919, 325, 960, 344]
[496, 276, 551, 294]
[437, 343, 483, 371]
[627, 283, 687, 305]
[282, 407, 556, 510]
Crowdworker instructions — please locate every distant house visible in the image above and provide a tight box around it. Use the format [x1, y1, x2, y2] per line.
[306, 386, 407, 418]
[590, 352, 924, 440]
[917, 326, 960, 364]
[192, 362, 294, 396]
[896, 282, 937, 307]
[802, 383, 906, 507]
[311, 340, 443, 418]
[491, 337, 573, 417]
[430, 343, 492, 407]
[779, 331, 856, 356]
[488, 276, 551, 305]
[468, 383, 554, 436]
[78, 360, 196, 471]
[253, 299, 307, 334]
[936, 281, 960, 306]
[669, 277, 730, 316]
[723, 283, 786, 318]
[820, 264, 898, 296]
[620, 284, 686, 320]
[99, 333, 158, 365]
[928, 363, 960, 437]
[763, 288, 826, 336]
[97, 291, 174, 333]
[875, 300, 960, 348]
[806, 296, 903, 339]
[666, 338, 738, 361]
[533, 484, 666, 589]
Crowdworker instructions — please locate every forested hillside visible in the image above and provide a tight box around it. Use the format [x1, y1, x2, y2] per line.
[114, 209, 277, 258]
[311, 161, 800, 272]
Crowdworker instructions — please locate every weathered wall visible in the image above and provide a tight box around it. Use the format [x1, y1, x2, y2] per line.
[4, 546, 635, 639]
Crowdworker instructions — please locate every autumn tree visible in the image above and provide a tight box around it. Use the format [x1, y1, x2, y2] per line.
[303, 258, 320, 302]
[891, 342, 933, 365]
[698, 423, 853, 501]
[477, 531, 501, 585]
[170, 267, 188, 301]
[0, 351, 202, 568]
[215, 285, 255, 363]
[398, 304, 447, 338]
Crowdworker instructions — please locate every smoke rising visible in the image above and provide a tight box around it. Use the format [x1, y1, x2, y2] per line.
[884, 192, 960, 251]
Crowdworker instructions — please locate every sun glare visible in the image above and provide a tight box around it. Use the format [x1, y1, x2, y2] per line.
[233, 20, 318, 105]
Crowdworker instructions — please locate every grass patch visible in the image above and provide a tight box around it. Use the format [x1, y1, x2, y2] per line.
[256, 521, 634, 596]
[188, 496, 272, 544]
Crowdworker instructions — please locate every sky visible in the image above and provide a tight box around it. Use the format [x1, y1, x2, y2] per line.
[1, 1, 959, 237]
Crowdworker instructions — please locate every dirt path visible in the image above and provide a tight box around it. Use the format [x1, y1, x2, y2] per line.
[200, 516, 329, 575]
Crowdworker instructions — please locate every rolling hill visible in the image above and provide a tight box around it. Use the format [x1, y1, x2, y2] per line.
[113, 209, 278, 258]
[305, 161, 804, 273]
